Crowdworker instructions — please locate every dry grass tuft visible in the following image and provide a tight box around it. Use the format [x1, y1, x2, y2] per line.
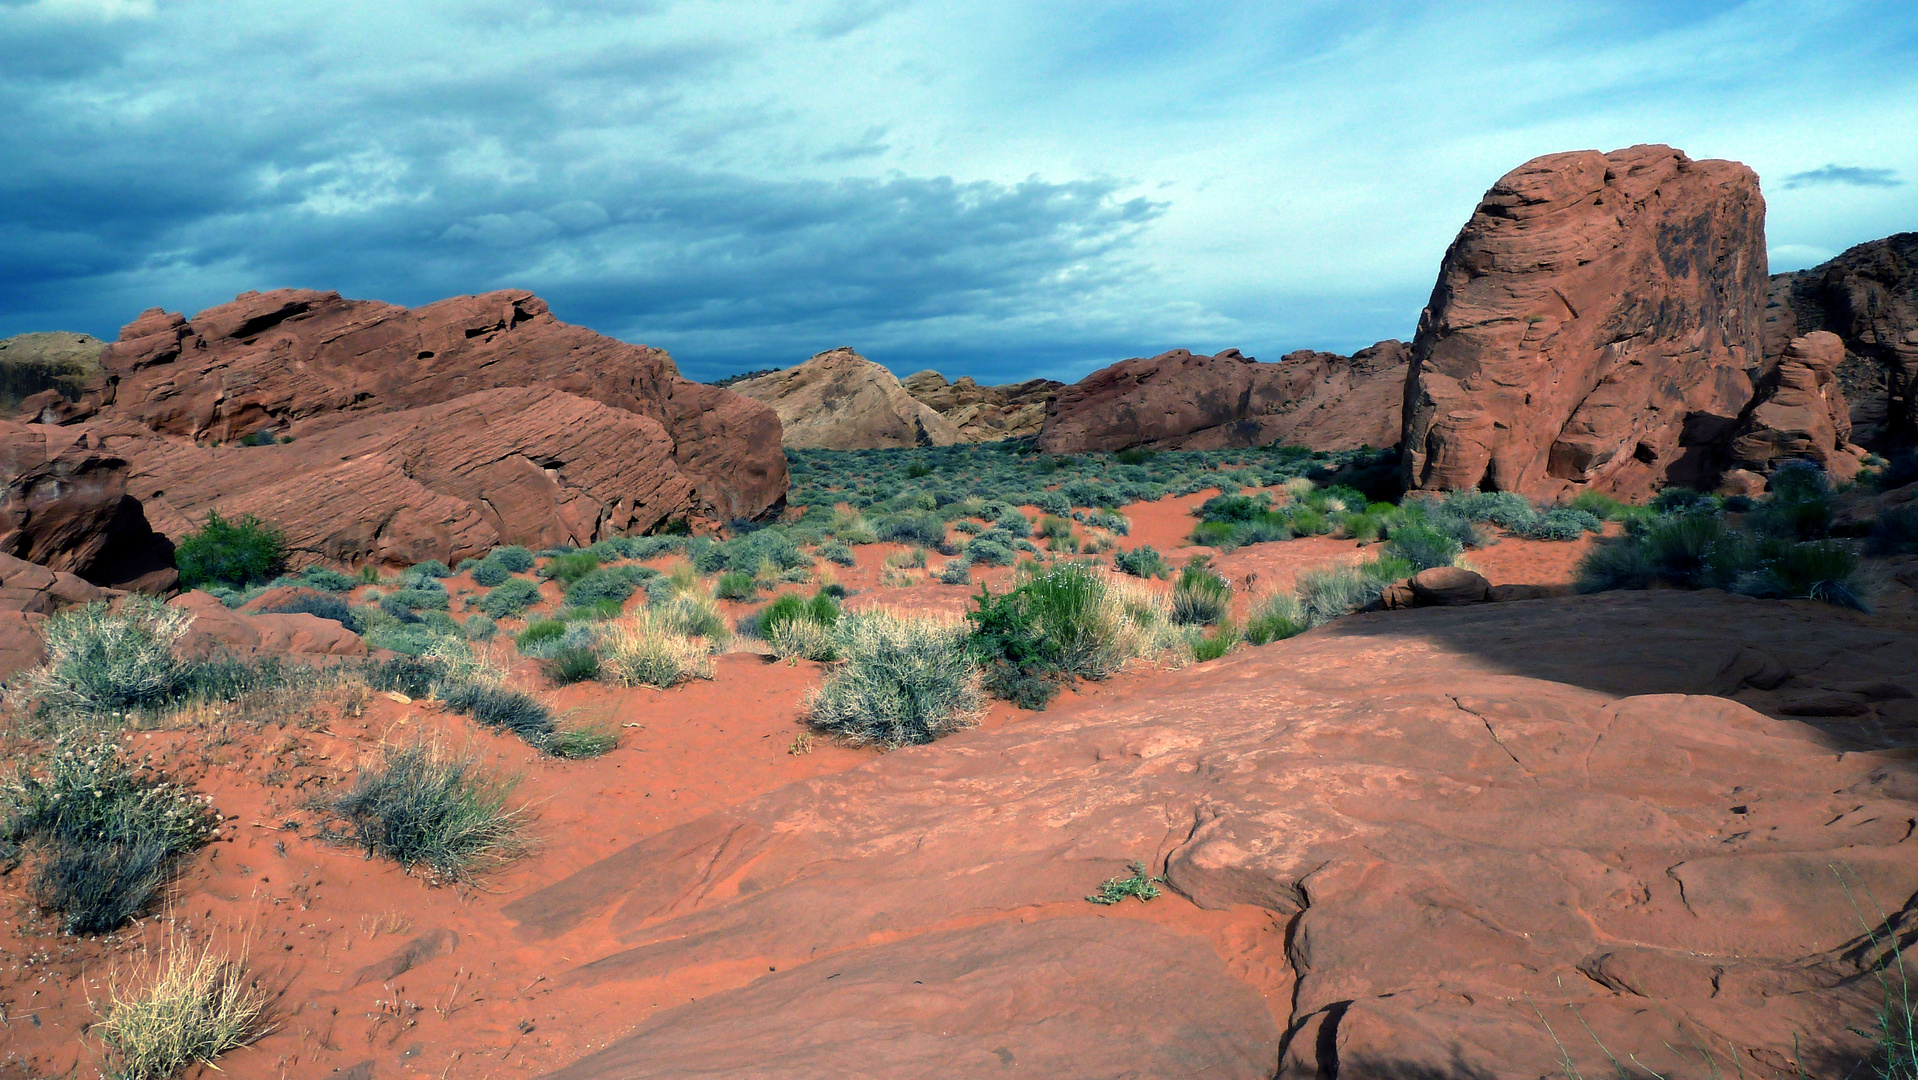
[600, 612, 717, 688]
[92, 936, 272, 1080]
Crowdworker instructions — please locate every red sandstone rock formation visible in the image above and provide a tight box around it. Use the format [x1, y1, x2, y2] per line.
[0, 419, 177, 590]
[1036, 340, 1408, 454]
[1764, 232, 1918, 447]
[1728, 331, 1866, 480]
[1401, 145, 1769, 500]
[40, 289, 784, 565]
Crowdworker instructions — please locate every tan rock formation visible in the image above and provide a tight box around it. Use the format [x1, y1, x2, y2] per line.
[899, 371, 1061, 441]
[0, 331, 105, 412]
[1036, 340, 1409, 455]
[1728, 331, 1867, 480]
[1401, 145, 1769, 500]
[729, 347, 960, 449]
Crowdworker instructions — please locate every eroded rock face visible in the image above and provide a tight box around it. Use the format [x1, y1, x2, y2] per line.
[1764, 232, 1918, 448]
[899, 371, 1061, 442]
[513, 590, 1915, 1078]
[0, 420, 177, 590]
[728, 348, 959, 449]
[0, 332, 106, 413]
[1402, 145, 1769, 500]
[1036, 340, 1409, 455]
[1729, 331, 1866, 480]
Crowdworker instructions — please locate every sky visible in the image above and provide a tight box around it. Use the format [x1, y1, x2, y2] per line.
[1, 1, 1913, 384]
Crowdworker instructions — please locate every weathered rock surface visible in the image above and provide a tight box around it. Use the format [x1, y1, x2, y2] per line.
[93, 386, 706, 567]
[0, 331, 105, 412]
[1729, 331, 1867, 480]
[728, 348, 959, 449]
[1764, 232, 1918, 447]
[899, 371, 1061, 442]
[0, 419, 178, 590]
[169, 590, 366, 659]
[515, 590, 1918, 1078]
[1402, 145, 1769, 500]
[1407, 564, 1490, 605]
[1036, 341, 1409, 455]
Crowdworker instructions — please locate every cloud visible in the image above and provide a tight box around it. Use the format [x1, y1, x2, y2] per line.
[1782, 164, 1902, 189]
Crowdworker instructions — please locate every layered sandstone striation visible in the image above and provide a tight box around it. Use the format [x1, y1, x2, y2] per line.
[1764, 232, 1918, 447]
[1036, 341, 1409, 455]
[27, 288, 784, 566]
[728, 347, 960, 449]
[899, 371, 1061, 441]
[1728, 331, 1867, 480]
[1401, 145, 1769, 500]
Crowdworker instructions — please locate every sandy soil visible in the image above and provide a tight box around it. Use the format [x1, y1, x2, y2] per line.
[0, 495, 1618, 1080]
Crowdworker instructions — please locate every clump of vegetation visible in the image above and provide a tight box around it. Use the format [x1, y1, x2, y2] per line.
[937, 559, 972, 585]
[257, 593, 363, 633]
[296, 566, 358, 592]
[489, 545, 537, 572]
[1113, 545, 1169, 579]
[715, 571, 756, 600]
[599, 612, 716, 688]
[1382, 522, 1462, 570]
[806, 611, 982, 747]
[91, 937, 272, 1080]
[2, 738, 219, 934]
[476, 577, 542, 618]
[316, 739, 525, 881]
[541, 550, 601, 585]
[435, 675, 555, 746]
[1190, 620, 1239, 662]
[11, 596, 193, 723]
[174, 511, 286, 589]
[1244, 591, 1307, 645]
[1171, 559, 1231, 624]
[1086, 861, 1163, 905]
[1869, 504, 1918, 556]
[966, 563, 1174, 709]
[470, 559, 513, 587]
[1294, 556, 1412, 626]
[565, 565, 652, 608]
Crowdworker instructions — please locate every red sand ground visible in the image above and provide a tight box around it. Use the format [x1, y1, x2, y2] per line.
[0, 493, 1603, 1080]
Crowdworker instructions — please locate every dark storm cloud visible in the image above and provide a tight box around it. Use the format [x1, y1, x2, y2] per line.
[1782, 164, 1902, 190]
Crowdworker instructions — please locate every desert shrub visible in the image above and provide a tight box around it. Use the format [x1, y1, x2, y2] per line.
[1086, 861, 1163, 905]
[1295, 561, 1402, 626]
[938, 559, 971, 585]
[317, 739, 524, 880]
[1085, 510, 1131, 535]
[820, 540, 856, 566]
[1868, 505, 1918, 556]
[435, 677, 553, 745]
[953, 519, 984, 535]
[600, 613, 716, 688]
[464, 614, 496, 641]
[1035, 515, 1073, 541]
[877, 513, 946, 546]
[1575, 536, 1657, 592]
[830, 510, 878, 545]
[966, 537, 1015, 566]
[92, 938, 271, 1080]
[993, 508, 1031, 534]
[1439, 490, 1536, 529]
[1384, 523, 1462, 570]
[1170, 562, 1231, 625]
[715, 571, 756, 599]
[297, 566, 357, 592]
[541, 551, 601, 584]
[967, 564, 1170, 708]
[469, 559, 511, 587]
[1731, 539, 1871, 611]
[360, 655, 445, 698]
[1195, 493, 1271, 523]
[545, 646, 601, 684]
[757, 591, 840, 637]
[564, 565, 647, 608]
[515, 619, 567, 651]
[806, 612, 981, 747]
[476, 577, 542, 618]
[258, 593, 363, 633]
[1190, 620, 1239, 662]
[1244, 592, 1307, 645]
[1568, 490, 1629, 520]
[385, 588, 449, 611]
[488, 545, 536, 572]
[1513, 507, 1603, 541]
[377, 597, 421, 624]
[410, 559, 453, 578]
[1751, 460, 1834, 540]
[13, 596, 192, 722]
[174, 511, 286, 589]
[1650, 486, 1711, 514]
[3, 739, 219, 935]
[769, 618, 840, 662]
[1639, 512, 1726, 587]
[1189, 520, 1238, 550]
[1113, 545, 1169, 579]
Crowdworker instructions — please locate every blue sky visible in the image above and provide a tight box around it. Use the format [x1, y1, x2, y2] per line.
[1, 1, 1913, 384]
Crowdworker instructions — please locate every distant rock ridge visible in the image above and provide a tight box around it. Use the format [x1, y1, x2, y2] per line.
[1035, 341, 1409, 455]
[0, 331, 106, 411]
[1763, 232, 1918, 448]
[13, 288, 786, 567]
[728, 347, 960, 449]
[1401, 144, 1769, 500]
[899, 371, 1061, 442]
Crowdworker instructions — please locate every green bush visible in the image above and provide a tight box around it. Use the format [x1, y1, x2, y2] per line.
[1171, 562, 1230, 625]
[1384, 524, 1462, 570]
[806, 612, 982, 747]
[436, 676, 554, 746]
[542, 551, 601, 585]
[516, 619, 567, 650]
[477, 577, 542, 618]
[715, 571, 756, 600]
[175, 510, 286, 589]
[464, 614, 496, 641]
[1295, 562, 1398, 626]
[386, 588, 449, 611]
[470, 559, 512, 587]
[564, 565, 646, 608]
[1568, 491, 1629, 520]
[1194, 493, 1271, 522]
[877, 513, 947, 547]
[3, 738, 219, 934]
[544, 646, 601, 684]
[1113, 545, 1168, 579]
[317, 740, 524, 881]
[1868, 505, 1918, 556]
[1514, 507, 1602, 541]
[1245, 593, 1307, 645]
[1190, 620, 1238, 662]
[15, 596, 192, 721]
[298, 566, 358, 592]
[966, 538, 1015, 566]
[1751, 460, 1834, 540]
[489, 546, 536, 572]
[1732, 539, 1870, 611]
[821, 540, 856, 566]
[938, 559, 971, 585]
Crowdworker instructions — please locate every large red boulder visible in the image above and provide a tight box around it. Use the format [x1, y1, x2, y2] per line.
[83, 288, 785, 527]
[1763, 232, 1917, 448]
[1728, 331, 1867, 480]
[0, 419, 178, 590]
[1036, 340, 1408, 454]
[1401, 145, 1769, 500]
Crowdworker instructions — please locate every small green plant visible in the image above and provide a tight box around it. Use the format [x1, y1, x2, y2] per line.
[1113, 545, 1169, 579]
[436, 676, 554, 745]
[12, 596, 192, 723]
[806, 612, 982, 746]
[544, 646, 601, 684]
[174, 510, 286, 589]
[516, 619, 567, 650]
[1244, 592, 1307, 645]
[1384, 523, 1461, 570]
[476, 577, 542, 619]
[317, 739, 525, 880]
[470, 559, 512, 587]
[1086, 860, 1163, 905]
[600, 613, 716, 688]
[938, 559, 971, 585]
[1171, 560, 1231, 625]
[92, 937, 271, 1080]
[542, 550, 601, 585]
[715, 571, 756, 600]
[1190, 620, 1239, 662]
[258, 594, 363, 633]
